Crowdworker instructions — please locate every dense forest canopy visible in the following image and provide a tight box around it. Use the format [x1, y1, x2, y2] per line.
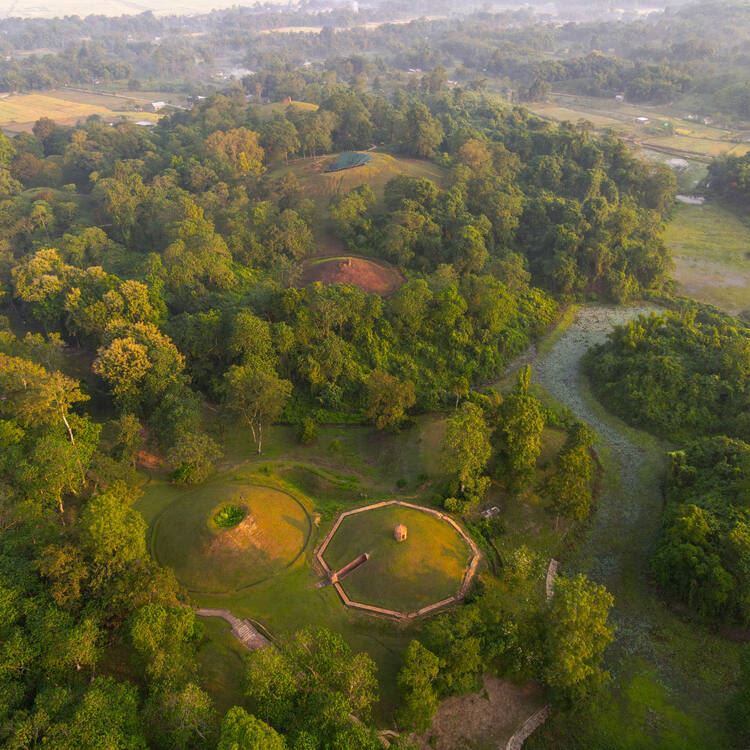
[585, 307, 750, 443]
[4, 1, 750, 748]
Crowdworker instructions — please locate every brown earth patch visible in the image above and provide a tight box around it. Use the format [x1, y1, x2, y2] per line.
[207, 513, 259, 556]
[415, 676, 544, 750]
[299, 256, 404, 296]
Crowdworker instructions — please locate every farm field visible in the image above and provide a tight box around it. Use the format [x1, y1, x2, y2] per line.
[0, 90, 161, 132]
[665, 201, 750, 315]
[322, 503, 473, 612]
[528, 94, 750, 159]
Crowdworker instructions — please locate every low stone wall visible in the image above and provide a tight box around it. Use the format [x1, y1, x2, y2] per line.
[315, 499, 481, 621]
[504, 705, 551, 750]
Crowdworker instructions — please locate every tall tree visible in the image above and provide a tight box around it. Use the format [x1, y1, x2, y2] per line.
[497, 366, 545, 486]
[442, 401, 492, 501]
[224, 363, 292, 454]
[365, 370, 416, 430]
[545, 574, 614, 702]
[396, 640, 440, 732]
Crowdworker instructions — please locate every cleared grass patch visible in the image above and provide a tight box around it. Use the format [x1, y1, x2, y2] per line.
[666, 201, 750, 314]
[323, 504, 473, 612]
[257, 100, 319, 118]
[152, 482, 311, 594]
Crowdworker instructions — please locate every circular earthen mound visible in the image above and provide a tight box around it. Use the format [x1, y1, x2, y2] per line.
[300, 256, 404, 296]
[152, 484, 311, 594]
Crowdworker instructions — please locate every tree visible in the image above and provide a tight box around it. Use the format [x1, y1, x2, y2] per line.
[442, 401, 491, 501]
[145, 682, 217, 750]
[547, 424, 595, 522]
[396, 640, 440, 732]
[204, 127, 265, 180]
[217, 707, 286, 750]
[544, 574, 614, 702]
[0, 354, 94, 510]
[365, 371, 416, 430]
[224, 363, 291, 454]
[497, 366, 545, 486]
[46, 677, 147, 750]
[329, 185, 375, 249]
[452, 224, 489, 275]
[401, 102, 444, 158]
[260, 116, 300, 164]
[245, 627, 378, 743]
[93, 338, 152, 408]
[129, 603, 200, 687]
[167, 432, 222, 485]
[80, 483, 147, 582]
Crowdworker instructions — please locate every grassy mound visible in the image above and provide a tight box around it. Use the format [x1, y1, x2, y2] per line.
[153, 483, 311, 593]
[299, 255, 404, 296]
[323, 505, 472, 612]
[270, 152, 444, 213]
[326, 151, 373, 172]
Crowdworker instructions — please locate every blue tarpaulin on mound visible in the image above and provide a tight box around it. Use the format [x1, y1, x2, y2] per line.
[325, 151, 373, 172]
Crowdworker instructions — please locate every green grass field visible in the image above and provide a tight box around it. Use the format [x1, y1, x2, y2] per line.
[136, 410, 574, 725]
[527, 95, 750, 159]
[665, 201, 750, 315]
[323, 504, 472, 612]
[151, 482, 311, 593]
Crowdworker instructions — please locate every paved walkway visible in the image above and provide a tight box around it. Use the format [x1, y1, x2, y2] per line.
[195, 608, 270, 651]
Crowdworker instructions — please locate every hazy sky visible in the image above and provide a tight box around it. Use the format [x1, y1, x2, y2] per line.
[1, 0, 287, 19]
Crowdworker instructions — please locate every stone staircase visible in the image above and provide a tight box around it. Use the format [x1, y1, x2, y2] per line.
[195, 608, 269, 651]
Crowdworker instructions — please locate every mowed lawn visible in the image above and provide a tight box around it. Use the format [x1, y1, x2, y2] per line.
[151, 481, 311, 594]
[323, 505, 473, 612]
[666, 201, 750, 314]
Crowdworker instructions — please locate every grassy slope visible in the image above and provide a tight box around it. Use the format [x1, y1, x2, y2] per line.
[666, 201, 750, 315]
[269, 151, 445, 255]
[324, 504, 472, 611]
